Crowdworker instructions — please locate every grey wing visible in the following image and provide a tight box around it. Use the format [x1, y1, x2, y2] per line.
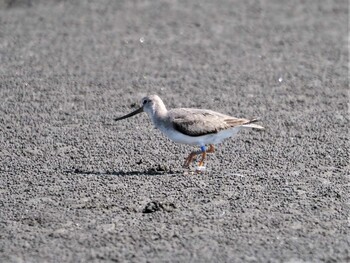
[169, 108, 250, 137]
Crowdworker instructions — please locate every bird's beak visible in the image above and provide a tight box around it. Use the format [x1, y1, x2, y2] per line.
[114, 106, 143, 121]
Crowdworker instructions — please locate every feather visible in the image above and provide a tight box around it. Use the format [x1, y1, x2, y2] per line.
[169, 108, 257, 137]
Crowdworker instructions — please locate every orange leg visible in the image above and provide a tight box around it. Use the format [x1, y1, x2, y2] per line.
[183, 144, 215, 168]
[197, 144, 215, 167]
[207, 144, 215, 153]
[183, 150, 201, 168]
[197, 151, 207, 167]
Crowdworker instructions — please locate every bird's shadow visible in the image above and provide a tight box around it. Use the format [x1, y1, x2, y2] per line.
[66, 167, 182, 177]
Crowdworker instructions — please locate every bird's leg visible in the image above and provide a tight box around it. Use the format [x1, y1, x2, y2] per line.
[197, 146, 207, 167]
[183, 149, 202, 168]
[197, 152, 206, 167]
[207, 144, 215, 153]
[197, 144, 215, 167]
[183, 145, 215, 169]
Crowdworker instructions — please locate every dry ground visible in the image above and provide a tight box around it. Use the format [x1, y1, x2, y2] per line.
[0, 0, 349, 262]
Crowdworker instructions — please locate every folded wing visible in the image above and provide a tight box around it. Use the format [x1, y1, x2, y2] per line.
[169, 108, 255, 137]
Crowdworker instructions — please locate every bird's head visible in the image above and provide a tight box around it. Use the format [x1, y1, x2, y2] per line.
[114, 94, 165, 121]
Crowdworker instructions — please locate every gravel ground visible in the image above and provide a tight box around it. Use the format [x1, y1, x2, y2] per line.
[0, 0, 349, 262]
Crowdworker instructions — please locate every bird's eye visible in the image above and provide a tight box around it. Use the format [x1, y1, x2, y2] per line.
[143, 99, 148, 105]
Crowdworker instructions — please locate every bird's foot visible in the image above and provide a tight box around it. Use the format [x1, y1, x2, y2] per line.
[195, 165, 206, 173]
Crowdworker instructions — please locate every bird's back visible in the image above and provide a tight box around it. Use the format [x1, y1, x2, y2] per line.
[168, 108, 258, 137]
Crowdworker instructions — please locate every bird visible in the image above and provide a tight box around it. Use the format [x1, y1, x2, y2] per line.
[114, 95, 264, 170]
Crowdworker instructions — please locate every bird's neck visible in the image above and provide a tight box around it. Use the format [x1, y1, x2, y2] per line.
[151, 104, 167, 124]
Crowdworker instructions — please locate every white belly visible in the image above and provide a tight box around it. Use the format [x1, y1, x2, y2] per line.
[159, 127, 242, 146]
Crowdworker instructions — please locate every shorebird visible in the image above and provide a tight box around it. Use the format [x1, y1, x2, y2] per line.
[115, 95, 264, 170]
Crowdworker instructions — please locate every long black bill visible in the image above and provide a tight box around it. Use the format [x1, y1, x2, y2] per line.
[114, 107, 143, 121]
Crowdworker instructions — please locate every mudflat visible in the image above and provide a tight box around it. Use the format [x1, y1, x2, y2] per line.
[0, 0, 348, 262]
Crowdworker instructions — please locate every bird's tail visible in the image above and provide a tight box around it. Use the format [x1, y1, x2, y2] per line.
[242, 119, 264, 130]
